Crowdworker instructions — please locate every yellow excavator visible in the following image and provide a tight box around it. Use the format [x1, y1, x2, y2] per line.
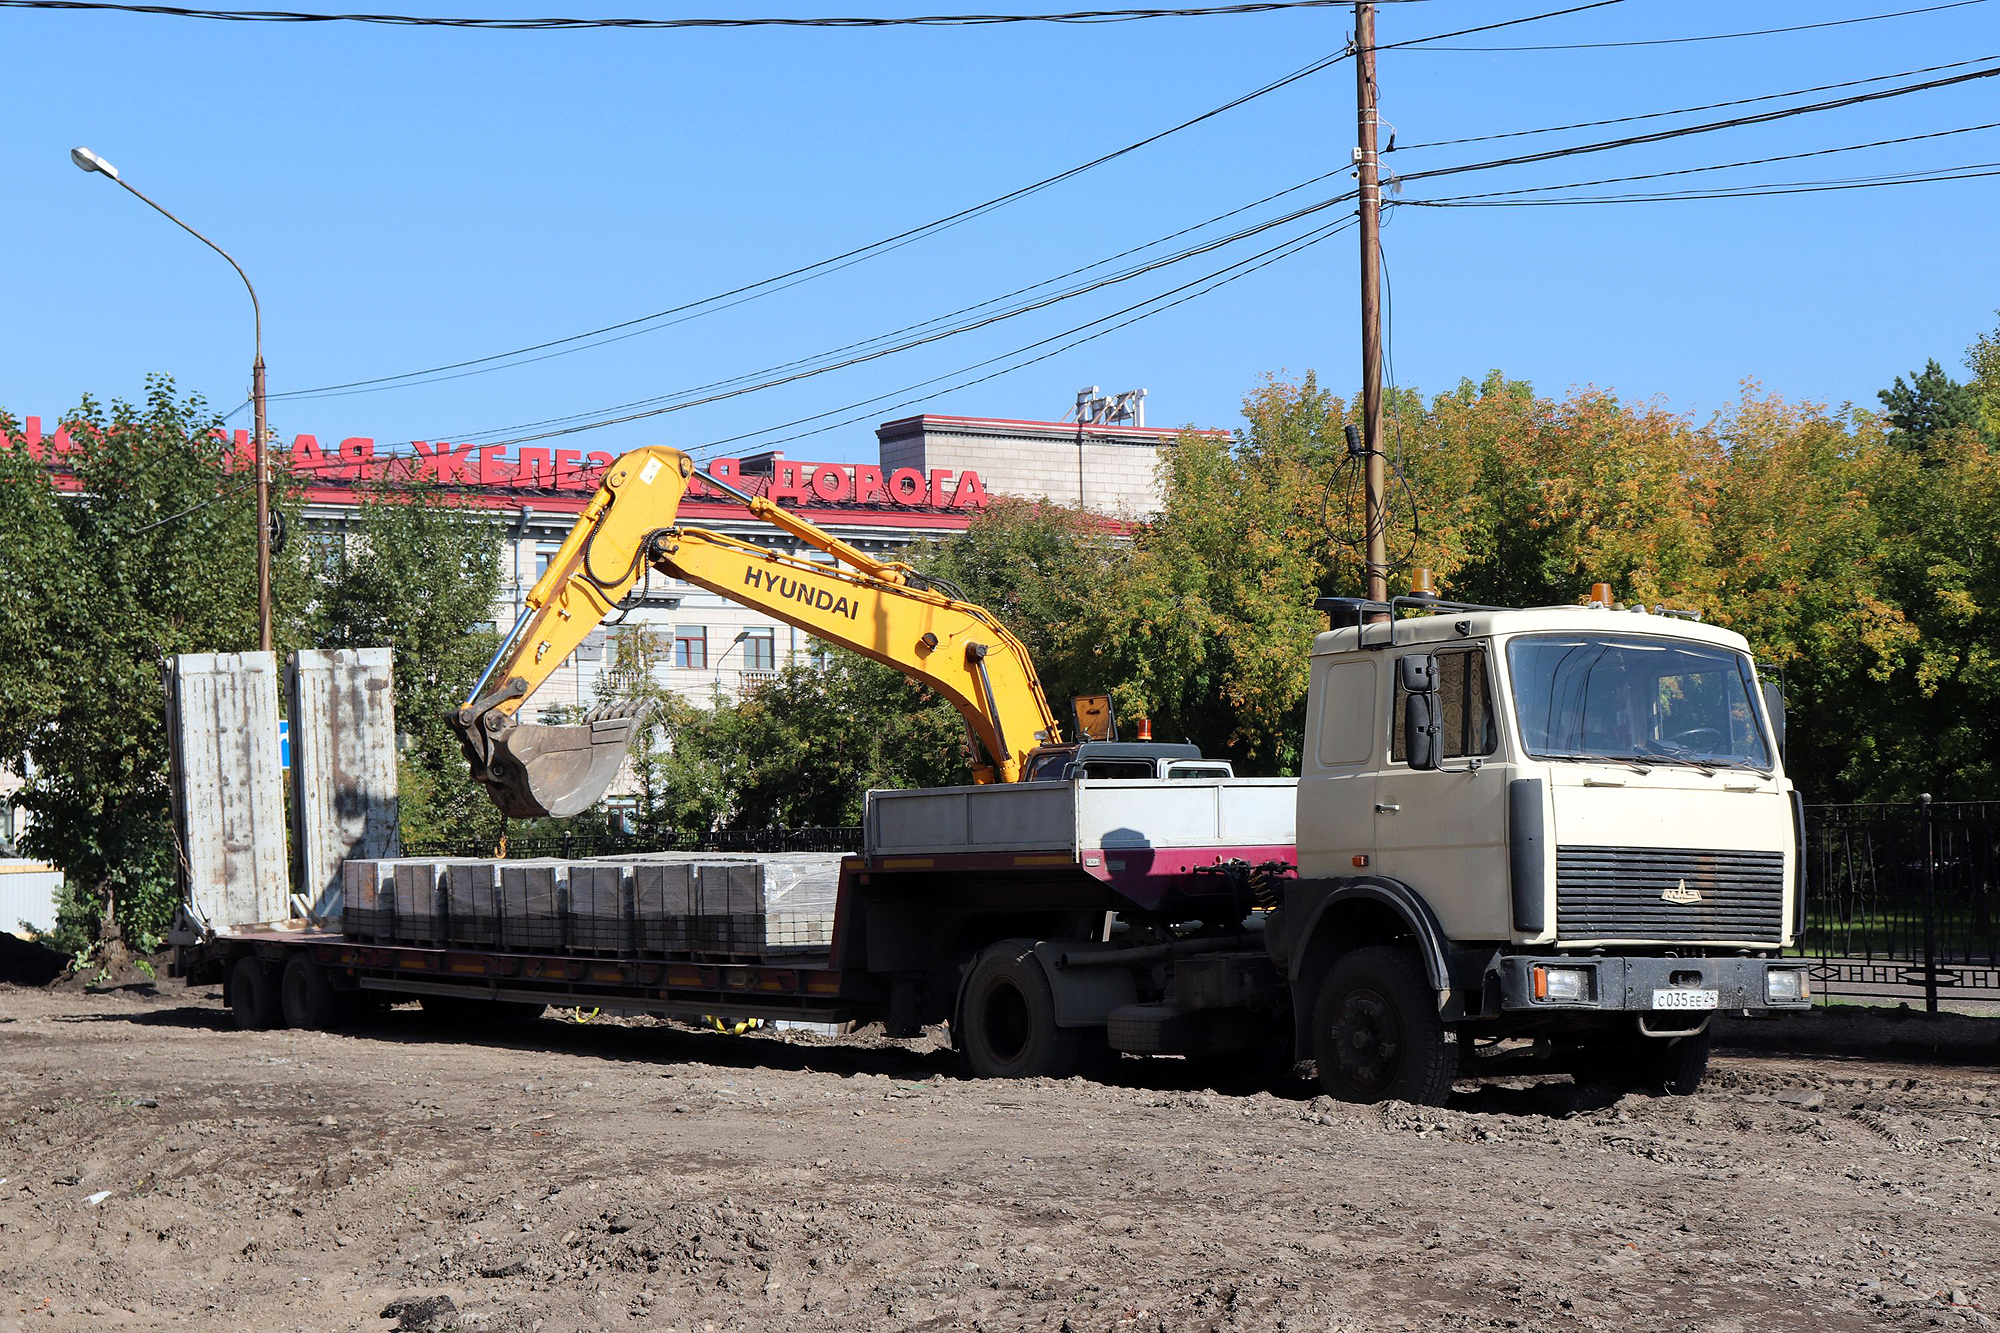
[449, 444, 1067, 818]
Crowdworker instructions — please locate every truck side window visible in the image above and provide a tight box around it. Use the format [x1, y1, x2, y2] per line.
[1392, 650, 1496, 762]
[1315, 660, 1377, 767]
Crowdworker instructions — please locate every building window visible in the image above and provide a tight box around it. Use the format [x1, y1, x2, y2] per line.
[534, 542, 563, 582]
[743, 628, 776, 672]
[305, 531, 345, 580]
[673, 626, 707, 670]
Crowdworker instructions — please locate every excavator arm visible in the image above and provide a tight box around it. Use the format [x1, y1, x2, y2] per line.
[450, 445, 1063, 818]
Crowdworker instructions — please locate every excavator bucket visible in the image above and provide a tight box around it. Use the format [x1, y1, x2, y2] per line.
[460, 704, 641, 820]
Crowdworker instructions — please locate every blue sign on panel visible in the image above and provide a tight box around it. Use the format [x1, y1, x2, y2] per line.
[279, 718, 290, 770]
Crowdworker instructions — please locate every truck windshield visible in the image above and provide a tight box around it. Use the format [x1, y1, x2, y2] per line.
[1506, 633, 1772, 771]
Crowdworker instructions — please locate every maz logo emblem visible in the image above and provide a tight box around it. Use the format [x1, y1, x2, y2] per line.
[1662, 879, 1702, 905]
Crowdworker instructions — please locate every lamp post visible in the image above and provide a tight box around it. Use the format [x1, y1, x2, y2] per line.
[70, 146, 273, 652]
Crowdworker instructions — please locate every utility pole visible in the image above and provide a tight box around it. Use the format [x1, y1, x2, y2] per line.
[1354, 3, 1388, 604]
[253, 353, 271, 652]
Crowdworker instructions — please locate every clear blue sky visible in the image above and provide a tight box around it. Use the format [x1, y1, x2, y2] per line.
[3, 0, 1997, 467]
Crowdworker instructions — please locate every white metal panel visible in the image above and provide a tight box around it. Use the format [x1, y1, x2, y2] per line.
[166, 652, 290, 934]
[288, 648, 400, 924]
[1074, 780, 1295, 850]
[1216, 781, 1298, 845]
[0, 862, 62, 934]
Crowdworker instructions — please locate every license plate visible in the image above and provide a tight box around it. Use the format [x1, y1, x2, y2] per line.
[1651, 988, 1718, 1011]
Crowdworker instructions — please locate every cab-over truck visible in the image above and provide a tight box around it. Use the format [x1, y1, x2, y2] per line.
[177, 585, 1810, 1104]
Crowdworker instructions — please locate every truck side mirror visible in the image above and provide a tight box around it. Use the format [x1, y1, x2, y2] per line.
[1400, 653, 1442, 770]
[1761, 678, 1787, 761]
[1404, 691, 1442, 770]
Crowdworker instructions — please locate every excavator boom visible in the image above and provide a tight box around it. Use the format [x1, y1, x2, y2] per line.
[450, 445, 1063, 818]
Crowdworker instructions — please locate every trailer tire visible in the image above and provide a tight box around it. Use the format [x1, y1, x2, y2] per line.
[229, 956, 283, 1031]
[280, 954, 342, 1031]
[959, 939, 1083, 1080]
[1309, 945, 1454, 1106]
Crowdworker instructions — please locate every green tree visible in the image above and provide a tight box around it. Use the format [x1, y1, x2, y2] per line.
[1967, 316, 2000, 437]
[1878, 358, 1988, 454]
[0, 380, 309, 959]
[313, 479, 504, 846]
[914, 496, 1128, 721]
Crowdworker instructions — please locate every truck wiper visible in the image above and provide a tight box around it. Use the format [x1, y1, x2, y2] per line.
[1541, 751, 1652, 774]
[1648, 753, 1717, 776]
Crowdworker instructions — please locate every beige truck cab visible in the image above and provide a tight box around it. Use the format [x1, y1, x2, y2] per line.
[1280, 591, 1811, 1103]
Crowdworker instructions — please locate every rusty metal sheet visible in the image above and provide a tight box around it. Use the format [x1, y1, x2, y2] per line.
[287, 648, 401, 925]
[164, 652, 290, 935]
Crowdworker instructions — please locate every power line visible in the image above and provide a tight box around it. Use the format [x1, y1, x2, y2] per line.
[1388, 55, 2000, 152]
[0, 0, 1410, 27]
[692, 217, 1363, 456]
[248, 191, 1358, 485]
[1396, 63, 2000, 186]
[447, 189, 1362, 451]
[1406, 160, 2000, 206]
[269, 0, 1622, 402]
[268, 48, 1349, 402]
[259, 211, 1359, 488]
[426, 165, 1353, 446]
[1405, 122, 2000, 204]
[1397, 0, 1989, 52]
[338, 46, 1991, 455]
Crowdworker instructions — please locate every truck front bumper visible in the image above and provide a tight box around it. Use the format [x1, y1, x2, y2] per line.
[1488, 954, 1812, 1013]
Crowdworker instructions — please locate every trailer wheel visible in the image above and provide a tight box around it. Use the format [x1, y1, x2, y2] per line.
[959, 939, 1083, 1080]
[229, 956, 283, 1031]
[280, 954, 342, 1031]
[1309, 945, 1453, 1106]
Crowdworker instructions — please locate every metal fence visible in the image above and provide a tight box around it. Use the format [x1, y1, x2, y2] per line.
[401, 825, 864, 862]
[1801, 798, 2000, 1007]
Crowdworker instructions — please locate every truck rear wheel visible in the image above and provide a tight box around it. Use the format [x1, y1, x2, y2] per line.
[229, 956, 283, 1031]
[1310, 945, 1454, 1106]
[959, 939, 1083, 1080]
[280, 954, 343, 1031]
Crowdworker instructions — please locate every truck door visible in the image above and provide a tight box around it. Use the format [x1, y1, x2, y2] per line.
[1296, 655, 1380, 878]
[1371, 647, 1511, 941]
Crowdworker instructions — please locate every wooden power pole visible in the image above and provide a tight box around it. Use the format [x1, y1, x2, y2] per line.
[1354, 2, 1388, 603]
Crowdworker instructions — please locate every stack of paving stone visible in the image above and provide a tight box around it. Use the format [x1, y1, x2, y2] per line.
[339, 852, 841, 959]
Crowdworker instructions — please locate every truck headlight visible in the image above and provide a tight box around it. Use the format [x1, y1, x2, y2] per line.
[1532, 964, 1592, 1003]
[1766, 967, 1809, 1003]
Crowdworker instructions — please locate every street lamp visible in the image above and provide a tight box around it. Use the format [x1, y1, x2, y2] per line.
[71, 145, 273, 653]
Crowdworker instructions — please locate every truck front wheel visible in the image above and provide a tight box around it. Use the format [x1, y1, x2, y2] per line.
[959, 939, 1083, 1080]
[1310, 945, 1454, 1106]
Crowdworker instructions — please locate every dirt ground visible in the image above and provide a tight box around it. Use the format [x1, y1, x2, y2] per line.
[1, 982, 1997, 1333]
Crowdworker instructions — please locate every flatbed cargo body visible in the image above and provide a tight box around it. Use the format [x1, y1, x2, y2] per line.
[175, 778, 1299, 1031]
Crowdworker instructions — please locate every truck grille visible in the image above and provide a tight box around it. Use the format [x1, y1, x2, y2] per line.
[1555, 846, 1784, 943]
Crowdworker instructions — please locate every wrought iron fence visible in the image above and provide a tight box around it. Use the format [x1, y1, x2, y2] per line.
[401, 825, 863, 862]
[1801, 798, 2000, 1007]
